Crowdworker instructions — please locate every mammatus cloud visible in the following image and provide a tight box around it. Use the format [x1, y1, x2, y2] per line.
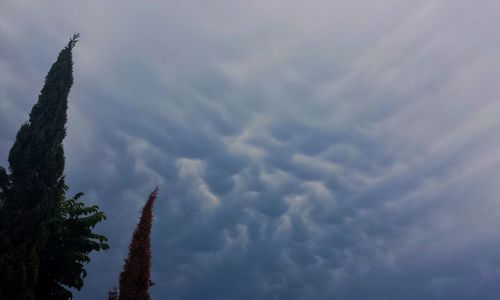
[2, 0, 500, 299]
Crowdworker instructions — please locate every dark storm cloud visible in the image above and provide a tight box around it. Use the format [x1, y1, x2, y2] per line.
[2, 0, 500, 299]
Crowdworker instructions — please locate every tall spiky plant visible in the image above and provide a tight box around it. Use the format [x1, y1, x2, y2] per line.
[114, 188, 158, 300]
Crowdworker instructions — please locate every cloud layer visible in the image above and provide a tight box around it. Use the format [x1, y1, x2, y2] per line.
[2, 0, 500, 299]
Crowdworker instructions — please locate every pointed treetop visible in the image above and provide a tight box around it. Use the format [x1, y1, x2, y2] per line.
[150, 186, 159, 200]
[67, 33, 80, 50]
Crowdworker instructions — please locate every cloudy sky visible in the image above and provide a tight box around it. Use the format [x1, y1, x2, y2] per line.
[2, 0, 500, 299]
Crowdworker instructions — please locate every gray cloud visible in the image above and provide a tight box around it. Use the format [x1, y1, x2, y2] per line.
[2, 0, 500, 299]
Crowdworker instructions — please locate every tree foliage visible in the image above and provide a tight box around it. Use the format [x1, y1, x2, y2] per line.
[35, 190, 109, 299]
[0, 34, 108, 300]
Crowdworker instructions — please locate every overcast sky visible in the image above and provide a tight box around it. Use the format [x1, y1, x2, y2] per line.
[2, 1, 500, 299]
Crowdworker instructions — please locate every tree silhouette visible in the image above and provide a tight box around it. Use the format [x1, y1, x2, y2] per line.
[0, 34, 108, 300]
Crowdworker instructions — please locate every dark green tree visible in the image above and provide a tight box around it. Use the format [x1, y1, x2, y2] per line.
[0, 34, 108, 300]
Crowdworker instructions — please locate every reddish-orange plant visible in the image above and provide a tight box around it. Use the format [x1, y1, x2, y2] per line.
[117, 187, 158, 300]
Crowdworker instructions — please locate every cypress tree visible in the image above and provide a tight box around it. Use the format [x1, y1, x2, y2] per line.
[0, 34, 108, 300]
[116, 188, 158, 300]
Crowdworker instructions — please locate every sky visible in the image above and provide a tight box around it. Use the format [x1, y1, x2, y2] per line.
[2, 0, 500, 299]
